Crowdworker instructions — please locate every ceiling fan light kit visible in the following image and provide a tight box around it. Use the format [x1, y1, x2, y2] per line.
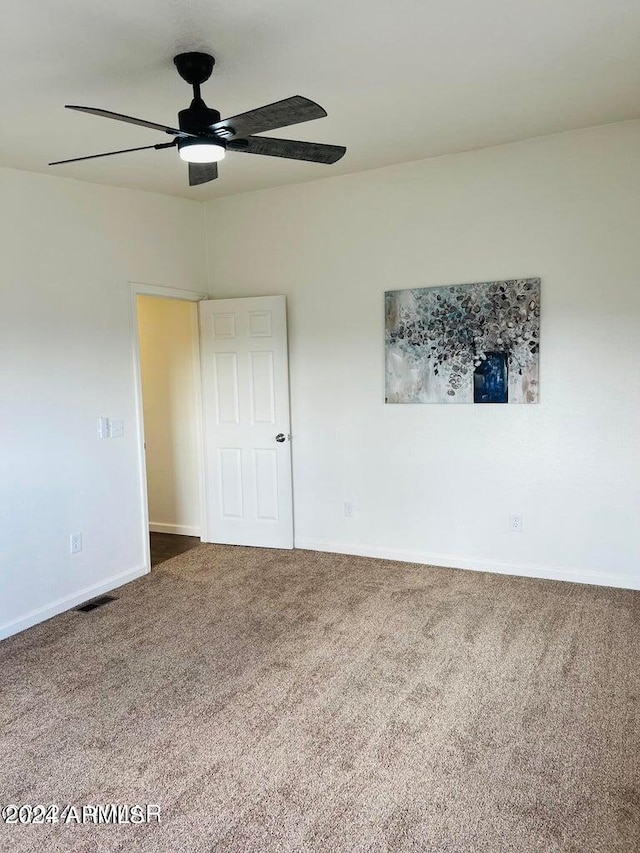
[178, 138, 226, 164]
[50, 51, 346, 186]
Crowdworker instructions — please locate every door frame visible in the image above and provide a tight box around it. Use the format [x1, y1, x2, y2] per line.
[129, 282, 209, 571]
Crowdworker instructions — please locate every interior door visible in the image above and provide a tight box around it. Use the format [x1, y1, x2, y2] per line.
[199, 295, 293, 548]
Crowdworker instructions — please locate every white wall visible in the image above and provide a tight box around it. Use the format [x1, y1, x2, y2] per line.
[0, 168, 206, 639]
[203, 121, 640, 590]
[137, 295, 200, 536]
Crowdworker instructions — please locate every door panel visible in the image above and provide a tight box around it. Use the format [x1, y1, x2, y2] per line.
[199, 295, 293, 548]
[213, 353, 240, 424]
[249, 352, 276, 424]
[254, 449, 279, 520]
[218, 448, 244, 519]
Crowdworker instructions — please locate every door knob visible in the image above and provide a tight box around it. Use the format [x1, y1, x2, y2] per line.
[275, 433, 287, 443]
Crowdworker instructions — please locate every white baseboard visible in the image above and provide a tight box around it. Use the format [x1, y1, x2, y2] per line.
[149, 522, 201, 537]
[0, 564, 149, 642]
[294, 538, 640, 592]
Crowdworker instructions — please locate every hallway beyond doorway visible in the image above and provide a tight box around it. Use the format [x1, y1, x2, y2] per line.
[150, 532, 200, 567]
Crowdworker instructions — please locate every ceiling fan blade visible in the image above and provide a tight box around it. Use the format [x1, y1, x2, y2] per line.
[65, 105, 192, 137]
[49, 141, 176, 166]
[209, 96, 327, 139]
[228, 136, 346, 164]
[188, 162, 218, 186]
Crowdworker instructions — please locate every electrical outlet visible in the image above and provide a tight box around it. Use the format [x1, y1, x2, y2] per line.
[509, 513, 523, 533]
[344, 501, 354, 518]
[70, 532, 83, 554]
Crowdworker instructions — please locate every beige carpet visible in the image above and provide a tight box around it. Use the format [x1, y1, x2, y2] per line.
[1, 545, 639, 853]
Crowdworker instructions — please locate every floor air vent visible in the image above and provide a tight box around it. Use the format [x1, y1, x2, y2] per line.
[76, 594, 117, 613]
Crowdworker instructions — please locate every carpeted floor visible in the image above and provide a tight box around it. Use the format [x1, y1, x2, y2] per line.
[1, 545, 639, 853]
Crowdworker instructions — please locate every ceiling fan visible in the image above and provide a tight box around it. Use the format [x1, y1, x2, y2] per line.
[49, 52, 346, 186]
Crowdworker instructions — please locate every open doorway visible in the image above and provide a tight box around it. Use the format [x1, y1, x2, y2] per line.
[132, 285, 294, 566]
[133, 286, 206, 568]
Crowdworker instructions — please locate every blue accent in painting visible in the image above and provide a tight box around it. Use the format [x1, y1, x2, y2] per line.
[473, 352, 508, 403]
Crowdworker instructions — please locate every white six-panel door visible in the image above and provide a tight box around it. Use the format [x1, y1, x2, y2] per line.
[199, 295, 293, 548]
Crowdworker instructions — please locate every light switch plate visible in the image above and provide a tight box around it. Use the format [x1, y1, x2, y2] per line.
[97, 417, 110, 439]
[109, 419, 124, 438]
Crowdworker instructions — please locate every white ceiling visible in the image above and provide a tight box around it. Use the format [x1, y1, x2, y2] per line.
[1, 0, 638, 200]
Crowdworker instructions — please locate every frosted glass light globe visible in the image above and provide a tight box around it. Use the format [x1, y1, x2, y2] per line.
[179, 143, 225, 164]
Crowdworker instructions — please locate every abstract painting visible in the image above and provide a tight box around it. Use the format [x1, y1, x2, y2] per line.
[385, 278, 540, 404]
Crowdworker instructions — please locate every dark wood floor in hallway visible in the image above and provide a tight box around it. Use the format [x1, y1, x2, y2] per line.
[150, 532, 201, 567]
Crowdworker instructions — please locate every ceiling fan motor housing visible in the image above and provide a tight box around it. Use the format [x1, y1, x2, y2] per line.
[177, 99, 226, 160]
[178, 100, 221, 135]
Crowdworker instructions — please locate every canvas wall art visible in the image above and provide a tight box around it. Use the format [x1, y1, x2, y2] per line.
[385, 278, 540, 404]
